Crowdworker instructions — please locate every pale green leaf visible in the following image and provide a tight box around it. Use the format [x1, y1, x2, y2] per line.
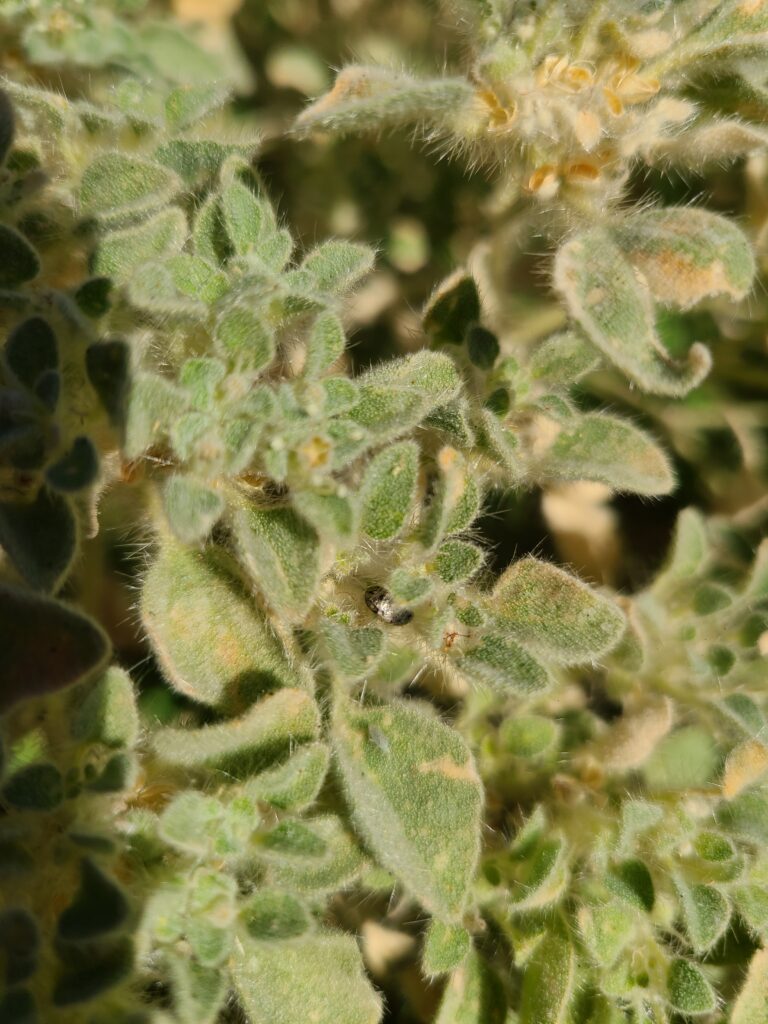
[234, 505, 321, 622]
[232, 932, 382, 1024]
[535, 412, 675, 496]
[360, 441, 420, 540]
[519, 923, 577, 1024]
[141, 542, 301, 709]
[333, 697, 483, 921]
[492, 557, 625, 664]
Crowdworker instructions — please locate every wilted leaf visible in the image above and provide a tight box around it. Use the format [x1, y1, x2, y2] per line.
[615, 207, 754, 311]
[554, 228, 711, 396]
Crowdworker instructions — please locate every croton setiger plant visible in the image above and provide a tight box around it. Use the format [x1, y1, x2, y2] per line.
[1, 1, 768, 1022]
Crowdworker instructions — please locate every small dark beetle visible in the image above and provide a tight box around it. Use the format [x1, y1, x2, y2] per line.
[364, 585, 413, 626]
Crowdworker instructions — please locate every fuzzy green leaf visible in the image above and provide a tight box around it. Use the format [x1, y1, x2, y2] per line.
[167, 253, 228, 305]
[651, 508, 710, 594]
[141, 543, 301, 709]
[297, 66, 474, 136]
[193, 194, 232, 266]
[434, 539, 484, 584]
[615, 208, 755, 311]
[166, 953, 226, 1024]
[458, 635, 552, 695]
[553, 228, 711, 396]
[232, 932, 382, 1024]
[733, 885, 768, 936]
[304, 312, 346, 378]
[731, 947, 768, 1024]
[492, 557, 625, 664]
[221, 180, 278, 258]
[423, 920, 471, 977]
[510, 837, 569, 910]
[667, 959, 717, 1016]
[519, 923, 577, 1024]
[94, 208, 186, 280]
[360, 441, 419, 540]
[165, 83, 226, 131]
[234, 504, 321, 622]
[261, 814, 366, 893]
[80, 153, 179, 219]
[578, 900, 636, 968]
[535, 413, 674, 496]
[246, 743, 330, 811]
[152, 688, 319, 778]
[420, 447, 481, 550]
[320, 620, 385, 680]
[127, 262, 203, 318]
[162, 475, 224, 544]
[500, 715, 559, 757]
[387, 568, 433, 605]
[350, 351, 461, 440]
[645, 727, 719, 791]
[71, 667, 138, 749]
[681, 2, 768, 63]
[301, 240, 374, 293]
[677, 879, 730, 952]
[528, 331, 600, 389]
[333, 697, 483, 921]
[214, 301, 275, 373]
[607, 859, 655, 912]
[241, 890, 310, 941]
[292, 490, 356, 544]
[158, 792, 233, 856]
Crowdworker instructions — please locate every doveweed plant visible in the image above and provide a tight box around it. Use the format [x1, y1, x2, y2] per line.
[1, 1, 768, 1022]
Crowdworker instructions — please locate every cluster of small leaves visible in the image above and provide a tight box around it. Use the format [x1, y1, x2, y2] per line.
[297, 0, 761, 399]
[111, 113, 644, 1019]
[453, 508, 768, 1024]
[298, 0, 768, 208]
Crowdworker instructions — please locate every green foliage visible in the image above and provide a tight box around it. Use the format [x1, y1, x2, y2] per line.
[333, 697, 483, 921]
[2, 2, 768, 1022]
